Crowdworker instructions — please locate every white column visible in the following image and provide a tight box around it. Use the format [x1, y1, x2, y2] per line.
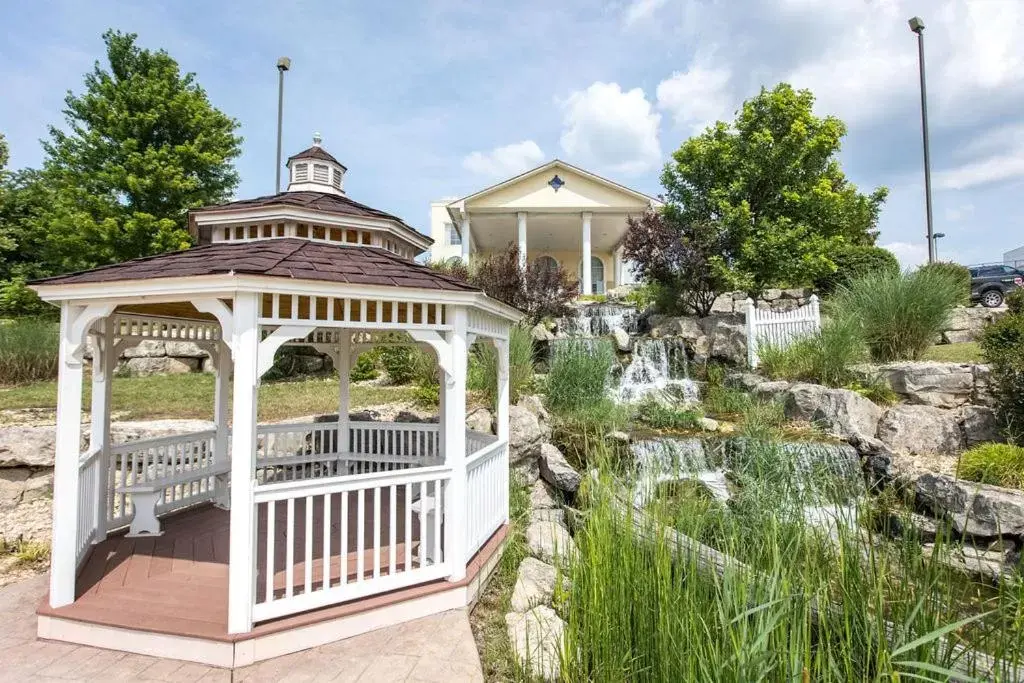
[444, 307, 468, 581]
[90, 319, 114, 541]
[50, 303, 86, 607]
[227, 292, 260, 634]
[517, 212, 527, 270]
[460, 217, 471, 264]
[581, 212, 593, 295]
[213, 340, 231, 508]
[613, 247, 624, 288]
[337, 333, 351, 453]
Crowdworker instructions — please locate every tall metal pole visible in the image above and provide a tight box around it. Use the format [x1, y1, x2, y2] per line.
[909, 18, 935, 264]
[275, 57, 291, 194]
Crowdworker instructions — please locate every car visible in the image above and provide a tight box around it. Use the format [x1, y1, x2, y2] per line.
[969, 264, 1024, 308]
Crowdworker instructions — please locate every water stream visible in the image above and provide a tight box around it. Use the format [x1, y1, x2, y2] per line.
[615, 338, 700, 404]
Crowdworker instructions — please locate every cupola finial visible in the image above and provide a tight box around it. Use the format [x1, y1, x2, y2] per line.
[312, 132, 322, 147]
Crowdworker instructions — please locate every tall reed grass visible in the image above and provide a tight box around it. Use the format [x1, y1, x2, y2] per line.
[0, 317, 59, 385]
[757, 315, 866, 387]
[562, 439, 1024, 682]
[545, 339, 615, 415]
[468, 324, 535, 403]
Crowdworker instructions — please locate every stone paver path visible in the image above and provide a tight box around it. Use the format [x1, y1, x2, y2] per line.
[1, 573, 484, 682]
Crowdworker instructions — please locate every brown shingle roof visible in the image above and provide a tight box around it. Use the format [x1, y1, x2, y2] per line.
[31, 239, 479, 291]
[287, 145, 345, 168]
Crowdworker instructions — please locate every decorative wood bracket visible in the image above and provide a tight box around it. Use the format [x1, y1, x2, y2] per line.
[257, 325, 317, 378]
[194, 298, 235, 354]
[408, 330, 454, 388]
[66, 303, 116, 366]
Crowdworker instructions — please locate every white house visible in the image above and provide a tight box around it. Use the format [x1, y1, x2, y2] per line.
[429, 160, 661, 295]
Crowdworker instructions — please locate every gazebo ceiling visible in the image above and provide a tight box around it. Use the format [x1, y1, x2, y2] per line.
[30, 238, 477, 291]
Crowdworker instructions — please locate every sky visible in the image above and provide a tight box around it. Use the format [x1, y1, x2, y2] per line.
[2, 0, 1023, 268]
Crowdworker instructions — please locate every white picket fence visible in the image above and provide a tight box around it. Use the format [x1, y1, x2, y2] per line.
[744, 295, 821, 368]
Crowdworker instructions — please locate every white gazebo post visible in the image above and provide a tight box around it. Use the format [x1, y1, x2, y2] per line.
[494, 338, 510, 523]
[227, 292, 260, 634]
[444, 306, 468, 580]
[337, 332, 351, 453]
[89, 318, 115, 541]
[212, 340, 231, 507]
[517, 211, 527, 270]
[460, 217, 471, 264]
[581, 211, 592, 295]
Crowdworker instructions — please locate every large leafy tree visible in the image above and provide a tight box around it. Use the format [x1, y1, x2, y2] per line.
[38, 29, 242, 271]
[660, 83, 888, 294]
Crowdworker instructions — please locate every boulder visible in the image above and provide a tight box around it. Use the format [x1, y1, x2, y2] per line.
[724, 371, 766, 392]
[163, 341, 210, 358]
[877, 405, 964, 455]
[704, 318, 747, 366]
[108, 419, 216, 445]
[0, 468, 31, 508]
[529, 480, 560, 510]
[538, 443, 581, 494]
[612, 327, 632, 352]
[20, 471, 52, 503]
[530, 508, 566, 525]
[781, 287, 811, 300]
[509, 405, 549, 464]
[531, 323, 555, 342]
[122, 340, 166, 358]
[648, 316, 704, 342]
[526, 520, 578, 566]
[513, 458, 541, 486]
[783, 384, 881, 441]
[752, 381, 790, 402]
[0, 426, 59, 467]
[465, 407, 493, 434]
[914, 473, 1024, 537]
[762, 288, 782, 301]
[505, 606, 565, 682]
[972, 365, 995, 407]
[870, 361, 975, 409]
[518, 395, 550, 422]
[123, 356, 199, 375]
[710, 294, 735, 314]
[511, 557, 560, 613]
[956, 405, 1002, 448]
[698, 417, 719, 432]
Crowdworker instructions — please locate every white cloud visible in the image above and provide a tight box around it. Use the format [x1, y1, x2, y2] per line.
[462, 140, 545, 178]
[656, 64, 732, 133]
[883, 241, 929, 269]
[944, 203, 974, 222]
[935, 124, 1024, 190]
[558, 81, 662, 175]
[623, 0, 667, 27]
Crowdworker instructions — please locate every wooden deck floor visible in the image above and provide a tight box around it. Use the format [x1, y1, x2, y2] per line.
[43, 491, 427, 641]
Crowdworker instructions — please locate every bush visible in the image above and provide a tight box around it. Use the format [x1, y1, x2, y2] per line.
[1007, 287, 1024, 314]
[468, 324, 535, 404]
[917, 261, 972, 306]
[349, 351, 379, 382]
[545, 339, 615, 415]
[832, 268, 962, 362]
[756, 316, 866, 387]
[980, 307, 1024, 443]
[815, 244, 900, 293]
[426, 257, 470, 282]
[957, 443, 1024, 488]
[0, 317, 59, 384]
[469, 245, 577, 323]
[379, 345, 416, 384]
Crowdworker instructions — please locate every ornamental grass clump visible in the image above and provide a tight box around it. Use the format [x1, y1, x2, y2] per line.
[468, 324, 535, 403]
[957, 443, 1024, 489]
[832, 268, 962, 362]
[756, 315, 866, 387]
[0, 317, 59, 384]
[545, 339, 615, 415]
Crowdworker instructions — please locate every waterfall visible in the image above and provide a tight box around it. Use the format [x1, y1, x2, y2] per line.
[556, 303, 639, 337]
[615, 338, 700, 404]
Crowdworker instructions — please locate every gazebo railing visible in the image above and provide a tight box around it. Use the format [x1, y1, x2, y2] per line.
[465, 439, 509, 557]
[77, 447, 103, 568]
[251, 464, 452, 622]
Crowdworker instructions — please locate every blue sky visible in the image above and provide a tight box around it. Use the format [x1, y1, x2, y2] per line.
[3, 0, 1023, 267]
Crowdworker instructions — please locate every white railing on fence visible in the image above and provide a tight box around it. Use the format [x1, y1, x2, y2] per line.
[252, 465, 452, 622]
[77, 448, 102, 567]
[256, 422, 341, 482]
[465, 429, 498, 458]
[107, 430, 219, 529]
[465, 440, 509, 558]
[349, 421, 440, 458]
[744, 295, 821, 368]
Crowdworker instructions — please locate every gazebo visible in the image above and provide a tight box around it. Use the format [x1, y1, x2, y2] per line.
[28, 138, 520, 667]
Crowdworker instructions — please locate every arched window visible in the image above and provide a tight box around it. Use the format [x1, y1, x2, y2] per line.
[579, 256, 605, 294]
[535, 255, 559, 275]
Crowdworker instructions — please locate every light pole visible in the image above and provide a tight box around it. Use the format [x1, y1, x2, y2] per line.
[909, 17, 935, 264]
[275, 57, 291, 194]
[932, 232, 946, 261]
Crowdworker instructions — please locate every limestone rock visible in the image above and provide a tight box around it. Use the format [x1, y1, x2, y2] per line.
[752, 381, 791, 402]
[612, 327, 632, 352]
[606, 430, 630, 445]
[512, 458, 540, 486]
[914, 473, 1024, 537]
[710, 294, 735, 314]
[762, 288, 782, 301]
[698, 417, 719, 432]
[122, 340, 165, 358]
[783, 384, 881, 441]
[511, 557, 560, 613]
[956, 404, 1002, 448]
[531, 323, 555, 342]
[0, 426, 59, 467]
[530, 508, 566, 525]
[518, 395, 550, 421]
[505, 606, 565, 682]
[539, 443, 581, 494]
[724, 372, 766, 392]
[529, 480, 560, 510]
[509, 404, 549, 464]
[527, 520, 578, 566]
[871, 361, 975, 409]
[649, 316, 704, 342]
[123, 356, 199, 375]
[465, 407, 493, 434]
[108, 419, 216, 445]
[705, 317, 747, 366]
[20, 471, 52, 504]
[0, 468, 31, 509]
[877, 405, 964, 455]
[163, 341, 210, 358]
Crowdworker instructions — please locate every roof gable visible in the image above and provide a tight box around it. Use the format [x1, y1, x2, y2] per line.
[455, 160, 659, 211]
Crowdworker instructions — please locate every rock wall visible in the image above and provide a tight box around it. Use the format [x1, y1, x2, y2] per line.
[854, 361, 993, 408]
[87, 340, 332, 376]
[938, 306, 1007, 344]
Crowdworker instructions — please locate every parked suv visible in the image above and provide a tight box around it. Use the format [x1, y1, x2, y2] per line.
[969, 264, 1024, 307]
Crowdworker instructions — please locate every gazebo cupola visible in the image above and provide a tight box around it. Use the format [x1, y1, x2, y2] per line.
[286, 133, 346, 194]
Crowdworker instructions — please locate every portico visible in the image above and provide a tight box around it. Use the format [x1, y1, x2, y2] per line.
[429, 160, 660, 295]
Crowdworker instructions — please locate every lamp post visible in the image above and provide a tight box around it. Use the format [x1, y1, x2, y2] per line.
[909, 17, 935, 264]
[275, 57, 291, 194]
[932, 232, 946, 261]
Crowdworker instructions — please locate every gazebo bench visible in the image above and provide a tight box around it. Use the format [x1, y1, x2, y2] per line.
[117, 460, 231, 537]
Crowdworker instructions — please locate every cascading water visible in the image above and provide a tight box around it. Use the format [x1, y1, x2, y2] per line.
[615, 338, 700, 404]
[556, 303, 639, 337]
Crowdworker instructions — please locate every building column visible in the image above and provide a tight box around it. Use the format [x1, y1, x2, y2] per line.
[581, 212, 593, 295]
[460, 217, 471, 264]
[613, 247, 624, 288]
[517, 212, 527, 270]
[90, 319, 115, 541]
[228, 292, 260, 634]
[337, 332, 351, 453]
[444, 306, 468, 581]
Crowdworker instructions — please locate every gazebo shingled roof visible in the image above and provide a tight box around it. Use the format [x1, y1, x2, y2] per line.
[287, 145, 346, 168]
[30, 238, 477, 290]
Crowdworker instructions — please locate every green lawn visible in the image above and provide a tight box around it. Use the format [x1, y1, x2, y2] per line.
[923, 342, 983, 363]
[0, 374, 419, 422]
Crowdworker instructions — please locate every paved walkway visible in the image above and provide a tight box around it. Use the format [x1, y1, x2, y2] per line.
[0, 573, 484, 682]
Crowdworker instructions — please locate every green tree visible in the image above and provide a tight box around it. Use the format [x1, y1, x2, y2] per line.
[661, 83, 888, 294]
[38, 29, 242, 271]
